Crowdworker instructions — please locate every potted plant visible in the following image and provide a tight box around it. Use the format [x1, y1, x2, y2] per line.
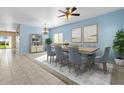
[113, 29, 124, 66]
[63, 40, 69, 47]
[45, 38, 52, 51]
[64, 42, 69, 46]
[45, 38, 52, 45]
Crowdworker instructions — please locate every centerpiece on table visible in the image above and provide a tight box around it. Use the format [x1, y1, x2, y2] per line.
[63, 40, 69, 47]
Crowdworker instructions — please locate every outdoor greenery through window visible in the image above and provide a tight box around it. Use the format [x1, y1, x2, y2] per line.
[0, 36, 12, 48]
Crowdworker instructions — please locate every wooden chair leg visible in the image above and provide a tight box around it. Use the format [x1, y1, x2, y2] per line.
[76, 65, 81, 77]
[94, 64, 98, 72]
[103, 63, 107, 74]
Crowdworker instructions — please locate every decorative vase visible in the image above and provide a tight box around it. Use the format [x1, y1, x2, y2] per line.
[115, 58, 124, 66]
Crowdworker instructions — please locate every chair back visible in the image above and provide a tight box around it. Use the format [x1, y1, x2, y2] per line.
[46, 45, 51, 52]
[102, 47, 111, 61]
[46, 45, 53, 55]
[55, 46, 65, 60]
[68, 47, 82, 64]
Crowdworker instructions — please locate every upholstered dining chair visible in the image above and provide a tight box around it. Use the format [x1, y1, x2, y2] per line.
[46, 45, 56, 63]
[68, 47, 87, 76]
[55, 45, 68, 69]
[95, 47, 111, 73]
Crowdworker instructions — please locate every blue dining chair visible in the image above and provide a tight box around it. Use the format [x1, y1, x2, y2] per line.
[95, 47, 111, 73]
[55, 45, 68, 69]
[68, 47, 87, 76]
[46, 45, 56, 63]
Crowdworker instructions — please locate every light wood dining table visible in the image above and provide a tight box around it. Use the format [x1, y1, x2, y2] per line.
[62, 46, 99, 55]
[62, 46, 99, 69]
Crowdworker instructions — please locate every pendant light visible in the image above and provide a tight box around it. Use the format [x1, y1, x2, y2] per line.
[43, 24, 48, 35]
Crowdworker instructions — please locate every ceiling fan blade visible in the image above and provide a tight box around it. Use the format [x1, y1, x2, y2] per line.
[58, 15, 65, 17]
[58, 10, 65, 14]
[71, 13, 80, 16]
[71, 7, 77, 12]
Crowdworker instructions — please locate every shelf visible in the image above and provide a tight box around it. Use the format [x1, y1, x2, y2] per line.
[30, 34, 43, 53]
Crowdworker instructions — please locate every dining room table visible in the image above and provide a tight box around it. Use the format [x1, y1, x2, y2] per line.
[62, 46, 99, 54]
[62, 46, 99, 69]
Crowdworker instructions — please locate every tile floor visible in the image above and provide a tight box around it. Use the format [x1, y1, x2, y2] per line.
[0, 49, 66, 85]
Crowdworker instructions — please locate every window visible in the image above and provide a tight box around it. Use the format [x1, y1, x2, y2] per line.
[53, 33, 63, 44]
[54, 33, 58, 44]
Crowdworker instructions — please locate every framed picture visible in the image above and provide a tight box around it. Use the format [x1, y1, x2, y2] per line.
[72, 27, 82, 43]
[83, 24, 98, 43]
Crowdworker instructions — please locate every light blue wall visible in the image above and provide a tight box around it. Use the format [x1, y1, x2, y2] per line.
[20, 24, 41, 54]
[50, 9, 124, 59]
[20, 24, 49, 54]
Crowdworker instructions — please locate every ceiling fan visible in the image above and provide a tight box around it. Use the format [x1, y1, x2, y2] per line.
[58, 7, 80, 19]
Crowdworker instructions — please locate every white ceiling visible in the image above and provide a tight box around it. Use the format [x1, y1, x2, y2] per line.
[0, 7, 123, 31]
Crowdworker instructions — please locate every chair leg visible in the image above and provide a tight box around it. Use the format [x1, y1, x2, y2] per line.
[76, 65, 81, 77]
[55, 59, 58, 66]
[52, 56, 54, 61]
[86, 61, 91, 71]
[69, 63, 71, 73]
[47, 55, 48, 62]
[94, 64, 98, 72]
[50, 56, 51, 63]
[103, 63, 107, 74]
[74, 64, 77, 72]
[53, 56, 54, 61]
[51, 56, 54, 62]
[60, 60, 62, 70]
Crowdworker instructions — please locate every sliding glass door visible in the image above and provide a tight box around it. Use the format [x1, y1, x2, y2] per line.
[0, 36, 12, 49]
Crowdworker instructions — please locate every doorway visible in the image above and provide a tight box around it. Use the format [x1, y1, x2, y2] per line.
[0, 36, 12, 49]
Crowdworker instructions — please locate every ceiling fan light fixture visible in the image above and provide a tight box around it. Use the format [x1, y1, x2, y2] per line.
[58, 7, 80, 20]
[64, 14, 72, 20]
[68, 14, 72, 19]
